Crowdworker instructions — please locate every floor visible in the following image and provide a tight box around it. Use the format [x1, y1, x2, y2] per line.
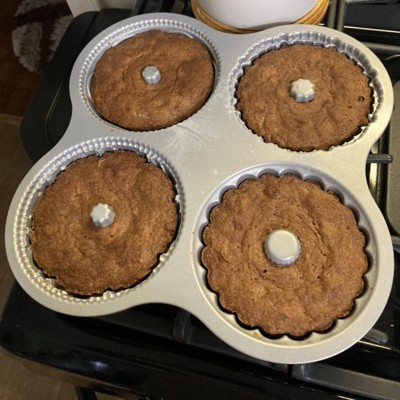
[0, 1, 123, 399]
[0, 2, 40, 116]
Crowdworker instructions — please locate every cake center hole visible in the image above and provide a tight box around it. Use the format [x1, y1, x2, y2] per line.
[264, 229, 301, 266]
[290, 79, 315, 103]
[90, 203, 115, 228]
[141, 65, 161, 85]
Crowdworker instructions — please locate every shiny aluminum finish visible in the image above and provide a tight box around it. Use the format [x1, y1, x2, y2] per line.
[5, 14, 394, 364]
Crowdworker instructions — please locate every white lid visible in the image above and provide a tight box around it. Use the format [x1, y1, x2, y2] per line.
[264, 229, 301, 266]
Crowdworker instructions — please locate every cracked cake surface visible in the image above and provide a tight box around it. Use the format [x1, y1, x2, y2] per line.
[30, 151, 179, 296]
[91, 29, 214, 131]
[236, 45, 372, 151]
[201, 174, 368, 337]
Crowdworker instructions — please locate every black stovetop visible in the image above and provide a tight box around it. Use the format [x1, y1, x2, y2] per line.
[2, 1, 400, 399]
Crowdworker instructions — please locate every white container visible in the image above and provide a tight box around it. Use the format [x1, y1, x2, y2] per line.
[198, 0, 317, 29]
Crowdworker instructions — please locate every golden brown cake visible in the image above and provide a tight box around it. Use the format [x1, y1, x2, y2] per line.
[201, 174, 368, 337]
[236, 45, 372, 151]
[30, 151, 179, 296]
[90, 30, 214, 131]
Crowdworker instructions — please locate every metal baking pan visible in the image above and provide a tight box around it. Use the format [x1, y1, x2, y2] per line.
[5, 13, 394, 364]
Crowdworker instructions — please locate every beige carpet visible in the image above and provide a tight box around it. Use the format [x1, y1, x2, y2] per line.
[0, 0, 72, 116]
[12, 0, 72, 73]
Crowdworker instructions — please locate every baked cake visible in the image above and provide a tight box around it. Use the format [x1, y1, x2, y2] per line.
[90, 30, 214, 131]
[201, 174, 368, 337]
[236, 45, 372, 151]
[30, 151, 179, 296]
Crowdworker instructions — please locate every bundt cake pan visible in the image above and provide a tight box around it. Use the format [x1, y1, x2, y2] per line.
[5, 137, 184, 308]
[191, 162, 393, 364]
[74, 15, 221, 131]
[5, 14, 394, 364]
[228, 26, 390, 152]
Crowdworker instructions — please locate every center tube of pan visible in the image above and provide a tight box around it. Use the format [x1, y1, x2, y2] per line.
[141, 65, 161, 84]
[290, 78, 315, 103]
[264, 229, 301, 266]
[90, 203, 115, 228]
